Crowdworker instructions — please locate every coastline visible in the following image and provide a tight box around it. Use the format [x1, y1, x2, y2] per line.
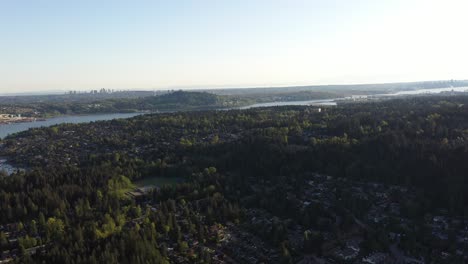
[0, 117, 46, 125]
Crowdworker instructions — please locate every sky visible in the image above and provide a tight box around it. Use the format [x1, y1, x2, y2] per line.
[1, 0, 468, 93]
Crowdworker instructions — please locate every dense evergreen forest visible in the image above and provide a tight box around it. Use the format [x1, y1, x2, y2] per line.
[1, 94, 468, 263]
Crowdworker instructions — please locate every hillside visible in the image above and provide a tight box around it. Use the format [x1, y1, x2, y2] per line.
[138, 91, 224, 111]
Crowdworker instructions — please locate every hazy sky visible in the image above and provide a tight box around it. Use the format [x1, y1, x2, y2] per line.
[1, 0, 467, 92]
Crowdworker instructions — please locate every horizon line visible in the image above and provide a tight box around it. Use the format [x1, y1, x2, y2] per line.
[1, 78, 467, 97]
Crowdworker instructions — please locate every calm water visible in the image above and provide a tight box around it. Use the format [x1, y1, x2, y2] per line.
[382, 86, 468, 96]
[237, 99, 337, 109]
[238, 87, 468, 109]
[0, 113, 143, 139]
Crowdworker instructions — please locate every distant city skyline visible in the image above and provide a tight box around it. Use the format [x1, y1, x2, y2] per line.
[1, 0, 467, 92]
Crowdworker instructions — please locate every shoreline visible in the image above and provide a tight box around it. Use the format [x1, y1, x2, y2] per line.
[0, 117, 46, 125]
[0, 111, 147, 126]
[0, 86, 467, 127]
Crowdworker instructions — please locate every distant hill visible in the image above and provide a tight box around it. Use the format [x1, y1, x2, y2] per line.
[1, 80, 468, 117]
[140, 91, 221, 109]
[111, 91, 246, 112]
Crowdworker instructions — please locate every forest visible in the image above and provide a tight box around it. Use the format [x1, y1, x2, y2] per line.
[0, 91, 245, 118]
[1, 94, 468, 263]
[1, 79, 466, 118]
